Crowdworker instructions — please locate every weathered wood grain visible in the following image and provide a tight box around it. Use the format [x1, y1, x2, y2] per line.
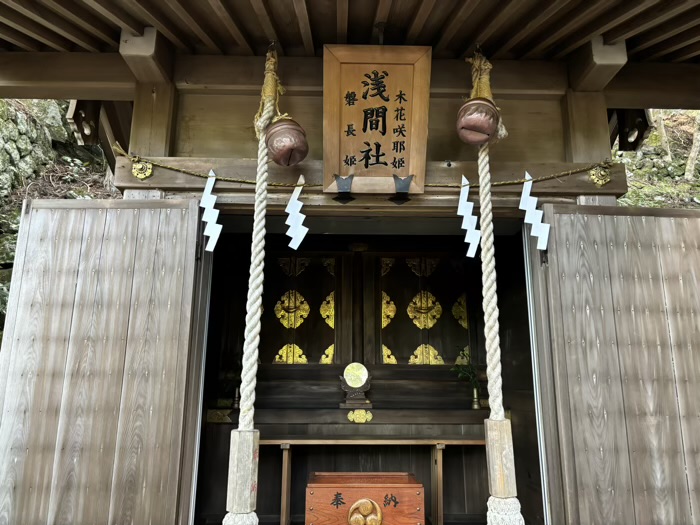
[0, 207, 85, 525]
[550, 211, 635, 524]
[605, 214, 692, 525]
[656, 216, 700, 524]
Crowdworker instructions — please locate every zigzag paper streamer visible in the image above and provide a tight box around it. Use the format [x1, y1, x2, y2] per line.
[519, 172, 550, 250]
[456, 176, 481, 258]
[285, 175, 309, 250]
[200, 170, 222, 252]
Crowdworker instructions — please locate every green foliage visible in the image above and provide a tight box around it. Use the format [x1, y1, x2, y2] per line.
[451, 349, 479, 390]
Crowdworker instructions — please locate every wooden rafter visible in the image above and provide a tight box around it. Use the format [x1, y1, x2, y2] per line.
[552, 0, 660, 59]
[337, 0, 348, 44]
[462, 0, 525, 56]
[293, 0, 314, 56]
[668, 39, 700, 62]
[405, 0, 436, 44]
[433, 0, 480, 55]
[627, 7, 700, 55]
[639, 24, 700, 60]
[492, 0, 574, 58]
[0, 20, 41, 51]
[250, 0, 283, 54]
[207, 0, 253, 55]
[165, 0, 221, 54]
[40, 0, 119, 48]
[2, 0, 101, 51]
[603, 0, 697, 44]
[122, 0, 190, 52]
[373, 0, 392, 27]
[80, 0, 142, 36]
[520, 0, 613, 58]
[0, 4, 72, 51]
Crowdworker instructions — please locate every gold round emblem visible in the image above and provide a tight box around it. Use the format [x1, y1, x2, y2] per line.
[407, 290, 442, 329]
[274, 290, 310, 329]
[343, 362, 368, 388]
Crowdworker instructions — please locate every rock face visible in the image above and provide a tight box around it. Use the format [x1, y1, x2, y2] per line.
[0, 100, 55, 199]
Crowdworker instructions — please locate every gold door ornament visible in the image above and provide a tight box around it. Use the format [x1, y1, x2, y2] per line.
[382, 345, 397, 364]
[381, 291, 396, 328]
[407, 257, 439, 277]
[274, 344, 308, 364]
[278, 257, 310, 276]
[409, 344, 444, 365]
[347, 409, 373, 424]
[323, 258, 335, 276]
[407, 291, 442, 329]
[320, 291, 335, 328]
[380, 258, 395, 276]
[455, 346, 471, 365]
[274, 290, 310, 328]
[320, 344, 334, 364]
[452, 294, 469, 329]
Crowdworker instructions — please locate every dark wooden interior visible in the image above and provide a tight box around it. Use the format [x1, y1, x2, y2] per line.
[195, 220, 540, 525]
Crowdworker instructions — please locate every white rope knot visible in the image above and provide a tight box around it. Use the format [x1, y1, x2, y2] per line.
[486, 497, 525, 525]
[223, 511, 259, 525]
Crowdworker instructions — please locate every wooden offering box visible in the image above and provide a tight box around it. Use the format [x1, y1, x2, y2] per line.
[306, 472, 424, 525]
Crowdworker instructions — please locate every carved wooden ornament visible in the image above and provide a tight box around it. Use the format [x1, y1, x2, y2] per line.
[323, 45, 431, 193]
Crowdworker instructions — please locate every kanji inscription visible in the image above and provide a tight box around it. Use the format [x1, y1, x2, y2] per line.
[324, 45, 431, 193]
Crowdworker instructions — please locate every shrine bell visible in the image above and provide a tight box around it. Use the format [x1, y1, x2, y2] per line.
[266, 118, 309, 166]
[456, 97, 500, 145]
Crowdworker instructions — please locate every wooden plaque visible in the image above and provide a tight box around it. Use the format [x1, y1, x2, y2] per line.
[323, 45, 431, 194]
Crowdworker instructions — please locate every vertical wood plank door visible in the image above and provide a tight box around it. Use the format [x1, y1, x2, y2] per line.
[0, 199, 200, 525]
[535, 205, 700, 525]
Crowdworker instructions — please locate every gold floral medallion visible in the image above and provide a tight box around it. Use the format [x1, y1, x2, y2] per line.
[274, 344, 308, 364]
[407, 291, 442, 329]
[274, 290, 310, 328]
[408, 344, 444, 365]
[320, 291, 335, 328]
[347, 409, 373, 424]
[381, 291, 396, 328]
[382, 345, 397, 364]
[452, 294, 469, 329]
[320, 344, 334, 364]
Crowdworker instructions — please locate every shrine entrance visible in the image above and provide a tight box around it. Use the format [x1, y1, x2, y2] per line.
[194, 215, 543, 525]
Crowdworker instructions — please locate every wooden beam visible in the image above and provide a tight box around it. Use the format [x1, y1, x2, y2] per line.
[627, 6, 700, 55]
[433, 0, 479, 55]
[1, 0, 102, 51]
[568, 35, 627, 91]
[336, 0, 347, 44]
[207, 0, 253, 55]
[293, 0, 314, 55]
[604, 0, 697, 44]
[552, 0, 660, 59]
[250, 0, 282, 53]
[0, 52, 135, 99]
[165, 0, 222, 54]
[173, 56, 568, 99]
[605, 62, 700, 108]
[492, 0, 574, 58]
[668, 39, 700, 61]
[405, 0, 436, 44]
[373, 0, 392, 27]
[114, 157, 627, 198]
[561, 90, 611, 163]
[0, 4, 72, 50]
[0, 21, 41, 50]
[41, 0, 119, 47]
[462, 0, 526, 56]
[101, 100, 132, 149]
[123, 0, 189, 52]
[129, 83, 177, 156]
[120, 27, 173, 84]
[80, 0, 142, 36]
[521, 0, 612, 59]
[636, 24, 700, 60]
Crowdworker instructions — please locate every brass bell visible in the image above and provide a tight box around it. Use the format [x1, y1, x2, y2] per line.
[456, 97, 500, 145]
[266, 119, 309, 166]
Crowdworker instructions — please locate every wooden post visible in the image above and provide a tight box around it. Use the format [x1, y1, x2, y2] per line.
[431, 443, 445, 525]
[280, 444, 292, 525]
[561, 90, 611, 164]
[484, 419, 518, 498]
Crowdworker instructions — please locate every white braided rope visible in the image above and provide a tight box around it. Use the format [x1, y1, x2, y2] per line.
[223, 94, 275, 525]
[477, 143, 504, 421]
[478, 143, 525, 525]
